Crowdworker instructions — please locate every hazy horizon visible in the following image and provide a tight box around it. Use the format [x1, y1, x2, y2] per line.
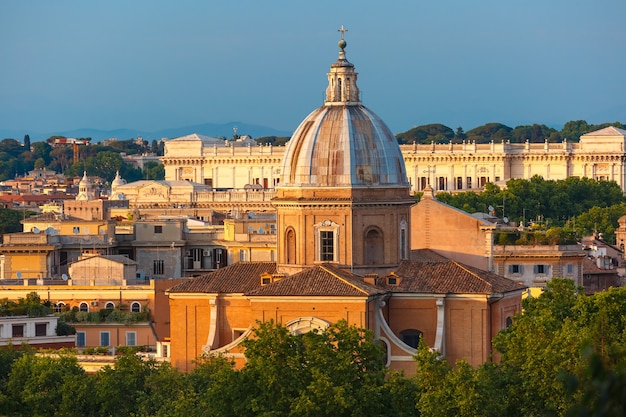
[1, 1, 624, 137]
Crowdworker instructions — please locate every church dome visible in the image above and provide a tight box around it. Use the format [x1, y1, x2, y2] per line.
[280, 31, 409, 189]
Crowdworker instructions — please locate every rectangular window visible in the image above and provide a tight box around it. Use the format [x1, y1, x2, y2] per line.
[154, 225, 163, 234]
[508, 264, 523, 274]
[566, 263, 574, 274]
[495, 176, 500, 182]
[126, 332, 136, 346]
[153, 259, 164, 275]
[12, 324, 24, 338]
[76, 332, 86, 347]
[534, 264, 549, 274]
[400, 229, 407, 260]
[239, 249, 247, 262]
[35, 323, 47, 337]
[466, 177, 472, 189]
[320, 231, 335, 261]
[100, 331, 110, 347]
[457, 176, 463, 190]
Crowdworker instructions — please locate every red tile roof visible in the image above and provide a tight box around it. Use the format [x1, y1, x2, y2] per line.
[167, 262, 277, 293]
[378, 259, 525, 294]
[246, 264, 384, 297]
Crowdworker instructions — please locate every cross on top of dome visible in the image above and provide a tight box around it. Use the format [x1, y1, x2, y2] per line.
[338, 25, 348, 50]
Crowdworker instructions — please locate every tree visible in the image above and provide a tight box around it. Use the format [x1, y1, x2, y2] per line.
[86, 151, 123, 182]
[396, 124, 455, 144]
[143, 161, 165, 180]
[23, 134, 30, 150]
[6, 353, 92, 416]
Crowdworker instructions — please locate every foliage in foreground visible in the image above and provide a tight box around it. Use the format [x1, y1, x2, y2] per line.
[0, 287, 625, 417]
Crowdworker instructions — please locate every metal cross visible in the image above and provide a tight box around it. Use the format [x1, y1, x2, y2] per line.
[338, 25, 348, 40]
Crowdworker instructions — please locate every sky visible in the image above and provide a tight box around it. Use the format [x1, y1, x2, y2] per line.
[1, 0, 625, 138]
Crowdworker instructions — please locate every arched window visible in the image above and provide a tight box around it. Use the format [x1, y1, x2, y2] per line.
[505, 316, 513, 328]
[54, 302, 65, 313]
[130, 302, 141, 313]
[79, 302, 89, 312]
[400, 329, 423, 349]
[104, 302, 115, 310]
[286, 228, 296, 264]
[364, 227, 384, 265]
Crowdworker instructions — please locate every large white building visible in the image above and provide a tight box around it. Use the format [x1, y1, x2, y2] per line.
[161, 126, 626, 195]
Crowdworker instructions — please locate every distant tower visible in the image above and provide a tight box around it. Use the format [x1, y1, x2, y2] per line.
[75, 171, 95, 201]
[272, 27, 414, 276]
[110, 171, 127, 200]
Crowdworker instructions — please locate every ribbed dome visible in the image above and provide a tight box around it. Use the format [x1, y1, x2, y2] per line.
[280, 33, 409, 189]
[281, 105, 409, 187]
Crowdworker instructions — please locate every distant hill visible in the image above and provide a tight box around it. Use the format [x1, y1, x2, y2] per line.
[0, 121, 293, 142]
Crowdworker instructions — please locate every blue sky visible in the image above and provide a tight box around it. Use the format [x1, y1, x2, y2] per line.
[1, 0, 624, 137]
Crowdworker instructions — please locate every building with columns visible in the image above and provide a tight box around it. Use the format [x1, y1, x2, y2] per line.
[166, 31, 524, 373]
[161, 125, 626, 196]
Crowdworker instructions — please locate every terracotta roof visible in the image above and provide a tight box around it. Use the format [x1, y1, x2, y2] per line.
[167, 262, 277, 293]
[410, 249, 450, 262]
[378, 259, 525, 294]
[246, 264, 383, 297]
[582, 257, 619, 276]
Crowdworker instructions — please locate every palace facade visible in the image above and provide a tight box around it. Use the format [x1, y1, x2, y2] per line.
[161, 126, 626, 196]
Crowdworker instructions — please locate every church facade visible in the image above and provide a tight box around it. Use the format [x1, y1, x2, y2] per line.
[167, 31, 524, 374]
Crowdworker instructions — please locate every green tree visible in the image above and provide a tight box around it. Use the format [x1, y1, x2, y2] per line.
[6, 353, 91, 417]
[143, 161, 165, 180]
[86, 151, 123, 182]
[396, 124, 455, 144]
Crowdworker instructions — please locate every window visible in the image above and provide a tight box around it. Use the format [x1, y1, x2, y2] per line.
[505, 317, 513, 328]
[508, 264, 523, 274]
[438, 176, 445, 191]
[12, 324, 24, 338]
[126, 332, 136, 346]
[76, 332, 86, 347]
[239, 249, 247, 262]
[35, 323, 47, 337]
[387, 276, 397, 285]
[100, 332, 110, 347]
[153, 259, 164, 275]
[400, 329, 423, 349]
[104, 302, 115, 310]
[54, 302, 65, 313]
[130, 302, 141, 313]
[320, 231, 334, 261]
[286, 228, 296, 264]
[73, 226, 80, 234]
[457, 176, 463, 190]
[315, 220, 339, 263]
[566, 263, 574, 274]
[466, 177, 472, 189]
[534, 264, 549, 274]
[79, 302, 89, 312]
[154, 225, 163, 234]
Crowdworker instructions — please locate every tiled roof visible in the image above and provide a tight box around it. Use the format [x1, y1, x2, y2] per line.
[410, 249, 450, 262]
[167, 262, 277, 293]
[582, 257, 619, 276]
[246, 264, 384, 297]
[378, 259, 525, 294]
